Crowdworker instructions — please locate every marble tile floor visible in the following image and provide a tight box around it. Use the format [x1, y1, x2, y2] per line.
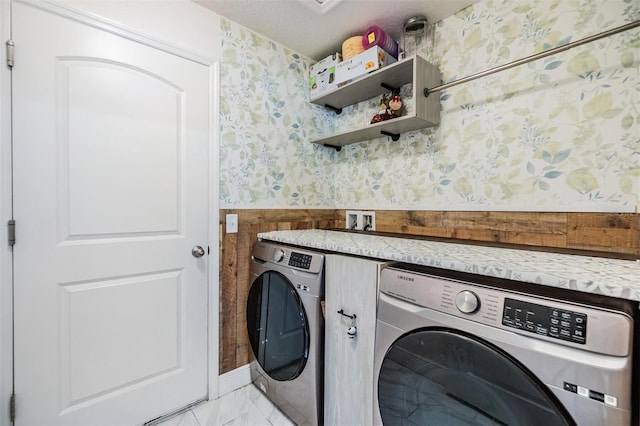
[156, 384, 296, 426]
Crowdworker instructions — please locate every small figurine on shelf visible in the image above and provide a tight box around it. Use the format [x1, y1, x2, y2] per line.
[389, 93, 403, 118]
[370, 93, 393, 124]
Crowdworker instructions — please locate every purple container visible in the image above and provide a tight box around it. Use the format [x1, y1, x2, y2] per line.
[362, 25, 399, 59]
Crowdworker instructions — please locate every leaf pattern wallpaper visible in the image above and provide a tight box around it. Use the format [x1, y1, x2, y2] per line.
[218, 19, 335, 207]
[219, 0, 639, 212]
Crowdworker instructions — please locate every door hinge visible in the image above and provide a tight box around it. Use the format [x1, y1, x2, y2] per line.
[9, 393, 15, 422]
[8, 220, 15, 246]
[6, 40, 14, 68]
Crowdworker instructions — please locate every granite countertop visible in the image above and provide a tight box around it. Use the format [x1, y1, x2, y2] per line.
[258, 229, 640, 302]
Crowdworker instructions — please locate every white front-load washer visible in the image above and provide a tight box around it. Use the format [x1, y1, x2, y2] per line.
[374, 263, 637, 426]
[246, 241, 325, 426]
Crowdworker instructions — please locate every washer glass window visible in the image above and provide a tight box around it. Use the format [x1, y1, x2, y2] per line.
[378, 329, 575, 426]
[247, 271, 309, 381]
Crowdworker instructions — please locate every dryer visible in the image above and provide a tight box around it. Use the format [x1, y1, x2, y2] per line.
[246, 241, 325, 425]
[374, 263, 637, 426]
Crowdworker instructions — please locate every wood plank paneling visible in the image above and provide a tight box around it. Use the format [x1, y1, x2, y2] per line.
[219, 228, 237, 374]
[219, 209, 639, 374]
[234, 221, 257, 368]
[342, 210, 639, 255]
[567, 213, 639, 254]
[353, 210, 570, 249]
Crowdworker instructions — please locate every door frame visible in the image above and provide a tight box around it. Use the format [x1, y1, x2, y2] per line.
[1, 1, 13, 423]
[0, 1, 221, 422]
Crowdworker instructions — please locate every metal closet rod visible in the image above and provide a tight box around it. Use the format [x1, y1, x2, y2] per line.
[424, 20, 640, 97]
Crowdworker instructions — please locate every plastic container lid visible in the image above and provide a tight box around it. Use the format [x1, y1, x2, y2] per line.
[342, 36, 365, 60]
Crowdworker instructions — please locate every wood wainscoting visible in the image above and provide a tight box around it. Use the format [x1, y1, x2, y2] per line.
[219, 209, 638, 374]
[352, 211, 640, 256]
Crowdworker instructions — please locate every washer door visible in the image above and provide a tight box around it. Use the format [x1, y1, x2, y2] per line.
[378, 328, 575, 426]
[246, 271, 309, 381]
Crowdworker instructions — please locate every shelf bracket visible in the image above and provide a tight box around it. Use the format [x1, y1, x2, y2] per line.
[380, 82, 398, 92]
[324, 104, 342, 115]
[381, 130, 400, 141]
[323, 144, 342, 152]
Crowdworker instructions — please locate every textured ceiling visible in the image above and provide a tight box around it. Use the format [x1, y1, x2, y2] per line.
[196, 0, 480, 60]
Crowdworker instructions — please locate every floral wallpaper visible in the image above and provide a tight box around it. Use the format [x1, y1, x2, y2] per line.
[218, 19, 335, 207]
[219, 0, 639, 212]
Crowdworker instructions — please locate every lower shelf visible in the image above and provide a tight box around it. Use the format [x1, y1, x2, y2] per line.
[310, 114, 438, 149]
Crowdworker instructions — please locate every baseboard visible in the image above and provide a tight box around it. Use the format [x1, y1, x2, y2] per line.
[218, 364, 251, 396]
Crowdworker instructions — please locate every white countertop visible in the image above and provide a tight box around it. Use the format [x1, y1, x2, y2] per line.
[258, 229, 640, 302]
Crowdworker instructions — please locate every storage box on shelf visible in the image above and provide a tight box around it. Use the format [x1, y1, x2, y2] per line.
[310, 55, 441, 150]
[309, 52, 342, 99]
[334, 46, 397, 86]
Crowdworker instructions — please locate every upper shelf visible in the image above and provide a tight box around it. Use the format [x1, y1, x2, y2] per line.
[310, 55, 442, 149]
[310, 58, 415, 110]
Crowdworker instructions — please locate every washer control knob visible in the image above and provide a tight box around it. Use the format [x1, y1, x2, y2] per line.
[455, 290, 480, 314]
[272, 249, 285, 262]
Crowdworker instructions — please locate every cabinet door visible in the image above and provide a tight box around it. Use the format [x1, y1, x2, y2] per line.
[325, 255, 382, 425]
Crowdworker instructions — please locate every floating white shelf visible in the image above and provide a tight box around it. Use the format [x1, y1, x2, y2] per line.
[310, 55, 441, 149]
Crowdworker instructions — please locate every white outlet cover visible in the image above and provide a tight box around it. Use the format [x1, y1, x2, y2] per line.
[361, 211, 375, 231]
[346, 210, 361, 230]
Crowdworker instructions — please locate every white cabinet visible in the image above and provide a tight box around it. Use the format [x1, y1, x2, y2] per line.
[310, 55, 441, 149]
[324, 254, 387, 425]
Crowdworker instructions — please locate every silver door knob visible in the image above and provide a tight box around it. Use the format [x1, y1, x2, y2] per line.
[192, 246, 206, 258]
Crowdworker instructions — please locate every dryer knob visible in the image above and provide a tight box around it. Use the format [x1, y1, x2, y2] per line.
[272, 249, 285, 262]
[455, 290, 480, 314]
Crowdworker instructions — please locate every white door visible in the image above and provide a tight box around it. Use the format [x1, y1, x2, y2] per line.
[12, 2, 210, 424]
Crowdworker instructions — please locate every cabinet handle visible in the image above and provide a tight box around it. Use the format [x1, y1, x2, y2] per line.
[338, 309, 357, 339]
[337, 309, 356, 320]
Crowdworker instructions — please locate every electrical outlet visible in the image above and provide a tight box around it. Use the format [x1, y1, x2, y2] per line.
[226, 214, 238, 233]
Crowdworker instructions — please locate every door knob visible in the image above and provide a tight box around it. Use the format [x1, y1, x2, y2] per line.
[192, 246, 206, 258]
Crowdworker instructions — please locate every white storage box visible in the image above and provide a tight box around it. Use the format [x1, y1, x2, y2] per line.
[309, 53, 342, 99]
[334, 46, 397, 86]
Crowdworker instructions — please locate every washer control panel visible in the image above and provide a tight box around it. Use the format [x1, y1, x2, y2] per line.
[502, 298, 587, 345]
[379, 266, 632, 357]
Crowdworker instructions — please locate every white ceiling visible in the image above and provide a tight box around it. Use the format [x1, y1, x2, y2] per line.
[196, 0, 481, 61]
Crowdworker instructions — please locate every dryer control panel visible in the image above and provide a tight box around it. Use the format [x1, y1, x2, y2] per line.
[502, 298, 587, 345]
[289, 252, 313, 270]
[252, 241, 324, 274]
